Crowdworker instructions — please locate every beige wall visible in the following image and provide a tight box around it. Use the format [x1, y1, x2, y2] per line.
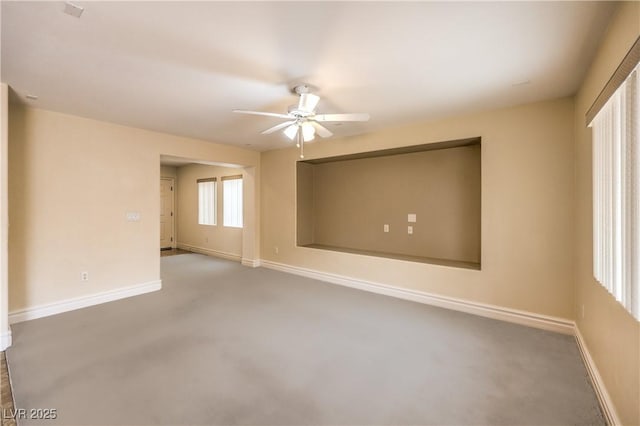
[160, 165, 177, 179]
[0, 84, 9, 349]
[262, 97, 575, 319]
[8, 106, 260, 313]
[176, 163, 243, 259]
[573, 2, 640, 424]
[303, 145, 480, 263]
[296, 162, 314, 247]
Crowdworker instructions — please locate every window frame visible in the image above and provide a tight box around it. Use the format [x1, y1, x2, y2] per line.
[589, 60, 639, 321]
[197, 177, 217, 226]
[222, 175, 243, 228]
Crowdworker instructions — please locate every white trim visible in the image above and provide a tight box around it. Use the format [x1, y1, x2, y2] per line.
[259, 260, 574, 334]
[574, 326, 621, 426]
[177, 243, 241, 262]
[0, 328, 11, 351]
[8, 280, 162, 324]
[241, 258, 261, 268]
[258, 260, 621, 419]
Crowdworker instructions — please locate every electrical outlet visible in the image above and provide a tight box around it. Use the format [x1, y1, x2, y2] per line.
[408, 226, 413, 235]
[81, 271, 89, 282]
[383, 224, 389, 233]
[274, 246, 279, 254]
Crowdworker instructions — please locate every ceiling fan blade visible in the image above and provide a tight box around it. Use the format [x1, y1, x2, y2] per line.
[233, 109, 291, 119]
[310, 121, 333, 138]
[313, 113, 370, 122]
[298, 93, 320, 113]
[261, 120, 296, 135]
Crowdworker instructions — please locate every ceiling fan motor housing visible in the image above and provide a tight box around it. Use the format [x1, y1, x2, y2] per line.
[291, 84, 314, 95]
[287, 104, 313, 117]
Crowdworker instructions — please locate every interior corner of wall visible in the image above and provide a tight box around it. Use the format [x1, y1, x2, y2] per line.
[0, 326, 11, 351]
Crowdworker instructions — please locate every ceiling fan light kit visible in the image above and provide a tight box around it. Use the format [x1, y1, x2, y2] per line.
[284, 124, 298, 140]
[233, 84, 370, 158]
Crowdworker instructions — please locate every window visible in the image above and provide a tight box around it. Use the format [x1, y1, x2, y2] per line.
[589, 62, 639, 320]
[223, 175, 243, 228]
[197, 178, 216, 225]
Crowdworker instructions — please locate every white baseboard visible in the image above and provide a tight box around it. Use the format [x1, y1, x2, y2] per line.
[177, 243, 241, 262]
[0, 328, 11, 351]
[259, 260, 575, 335]
[259, 260, 621, 421]
[8, 280, 162, 324]
[574, 326, 621, 425]
[1, 256, 617, 423]
[241, 258, 261, 268]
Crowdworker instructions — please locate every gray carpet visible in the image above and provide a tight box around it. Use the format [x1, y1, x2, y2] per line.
[7, 254, 603, 425]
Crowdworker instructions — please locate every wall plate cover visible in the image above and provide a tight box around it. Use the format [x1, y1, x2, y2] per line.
[126, 212, 141, 222]
[408, 214, 417, 223]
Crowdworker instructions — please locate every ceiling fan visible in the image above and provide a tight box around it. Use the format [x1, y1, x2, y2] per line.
[233, 84, 370, 158]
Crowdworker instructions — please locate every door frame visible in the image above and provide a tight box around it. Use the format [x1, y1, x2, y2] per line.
[160, 177, 176, 249]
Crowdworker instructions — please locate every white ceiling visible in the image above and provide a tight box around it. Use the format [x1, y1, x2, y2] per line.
[1, 1, 616, 151]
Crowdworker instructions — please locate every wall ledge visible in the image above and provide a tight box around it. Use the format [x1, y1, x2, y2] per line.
[0, 328, 11, 351]
[177, 243, 241, 262]
[574, 326, 621, 426]
[259, 259, 574, 334]
[8, 280, 162, 324]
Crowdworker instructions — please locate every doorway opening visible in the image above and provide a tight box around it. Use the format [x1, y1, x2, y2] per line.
[159, 155, 253, 264]
[160, 176, 175, 250]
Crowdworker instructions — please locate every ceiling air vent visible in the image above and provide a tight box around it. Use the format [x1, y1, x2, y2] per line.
[63, 2, 84, 18]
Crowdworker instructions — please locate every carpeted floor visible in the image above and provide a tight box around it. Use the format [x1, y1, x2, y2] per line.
[7, 254, 603, 425]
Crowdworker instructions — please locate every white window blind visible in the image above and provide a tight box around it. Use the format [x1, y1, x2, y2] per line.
[223, 176, 243, 228]
[197, 179, 216, 226]
[589, 63, 639, 320]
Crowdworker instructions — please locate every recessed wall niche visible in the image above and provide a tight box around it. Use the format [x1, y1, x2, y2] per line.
[296, 138, 481, 270]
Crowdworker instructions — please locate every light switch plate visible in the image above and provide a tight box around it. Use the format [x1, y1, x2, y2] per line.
[126, 212, 141, 222]
[408, 214, 417, 223]
[384, 224, 389, 233]
[408, 225, 413, 235]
